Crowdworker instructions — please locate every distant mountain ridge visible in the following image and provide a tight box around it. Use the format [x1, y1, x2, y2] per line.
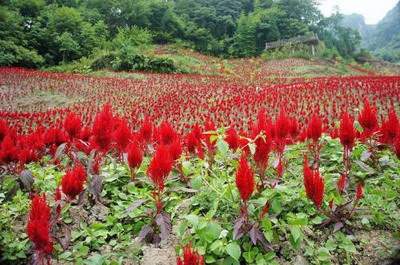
[342, 1, 400, 62]
[341, 14, 375, 47]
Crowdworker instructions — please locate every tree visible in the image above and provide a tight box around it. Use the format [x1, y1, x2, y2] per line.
[57, 32, 80, 62]
[230, 14, 258, 57]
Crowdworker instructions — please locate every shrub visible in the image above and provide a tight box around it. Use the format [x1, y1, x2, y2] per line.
[90, 52, 117, 71]
[0, 40, 44, 68]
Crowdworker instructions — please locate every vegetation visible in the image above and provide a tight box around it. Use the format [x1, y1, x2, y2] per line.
[0, 0, 364, 71]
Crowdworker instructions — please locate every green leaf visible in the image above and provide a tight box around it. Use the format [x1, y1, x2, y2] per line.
[317, 247, 331, 261]
[289, 226, 302, 242]
[198, 222, 222, 243]
[216, 139, 229, 156]
[270, 198, 282, 215]
[184, 214, 199, 228]
[226, 242, 241, 261]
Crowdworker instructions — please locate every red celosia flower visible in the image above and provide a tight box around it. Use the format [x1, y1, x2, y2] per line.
[18, 148, 38, 166]
[0, 135, 18, 164]
[307, 114, 323, 142]
[61, 164, 87, 201]
[358, 99, 378, 139]
[303, 156, 324, 209]
[147, 145, 173, 192]
[63, 112, 82, 141]
[275, 110, 290, 142]
[139, 116, 153, 144]
[43, 127, 66, 146]
[225, 126, 239, 151]
[339, 112, 356, 150]
[127, 143, 143, 169]
[355, 182, 364, 201]
[0, 119, 9, 143]
[113, 118, 132, 153]
[177, 244, 204, 265]
[235, 155, 255, 202]
[159, 121, 178, 145]
[253, 134, 272, 174]
[380, 108, 399, 144]
[91, 105, 114, 153]
[337, 174, 347, 194]
[27, 195, 53, 257]
[169, 138, 183, 161]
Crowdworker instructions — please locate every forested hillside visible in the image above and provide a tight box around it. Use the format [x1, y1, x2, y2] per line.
[0, 0, 361, 69]
[368, 1, 400, 63]
[342, 2, 400, 63]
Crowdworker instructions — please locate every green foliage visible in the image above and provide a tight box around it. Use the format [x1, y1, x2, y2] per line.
[0, 40, 44, 67]
[261, 43, 320, 60]
[112, 26, 153, 50]
[0, 0, 367, 67]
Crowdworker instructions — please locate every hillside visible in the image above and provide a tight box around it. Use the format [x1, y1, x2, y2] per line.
[343, 2, 400, 63]
[341, 14, 375, 47]
[368, 1, 400, 62]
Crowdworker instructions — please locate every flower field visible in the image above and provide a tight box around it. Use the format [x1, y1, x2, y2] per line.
[0, 64, 400, 265]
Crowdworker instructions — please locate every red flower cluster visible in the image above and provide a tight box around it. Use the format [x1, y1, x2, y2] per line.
[177, 245, 204, 265]
[61, 164, 87, 200]
[113, 118, 132, 154]
[306, 114, 323, 142]
[225, 126, 239, 151]
[27, 195, 53, 258]
[303, 157, 324, 209]
[147, 145, 173, 192]
[63, 112, 82, 141]
[91, 105, 114, 153]
[358, 99, 378, 139]
[235, 154, 255, 202]
[339, 112, 356, 151]
[127, 143, 143, 170]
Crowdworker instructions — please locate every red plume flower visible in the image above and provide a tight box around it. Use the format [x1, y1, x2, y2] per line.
[63, 112, 82, 141]
[355, 182, 364, 201]
[358, 99, 378, 139]
[139, 116, 153, 144]
[159, 121, 178, 145]
[169, 138, 183, 161]
[225, 126, 239, 151]
[91, 104, 114, 153]
[253, 134, 272, 175]
[177, 244, 204, 265]
[339, 112, 356, 150]
[0, 135, 18, 164]
[380, 108, 399, 145]
[0, 119, 9, 143]
[147, 145, 173, 192]
[337, 174, 347, 194]
[303, 156, 324, 209]
[61, 164, 87, 201]
[127, 143, 143, 170]
[113, 118, 132, 153]
[235, 154, 255, 202]
[275, 110, 291, 143]
[27, 195, 53, 259]
[307, 114, 323, 142]
[43, 127, 66, 146]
